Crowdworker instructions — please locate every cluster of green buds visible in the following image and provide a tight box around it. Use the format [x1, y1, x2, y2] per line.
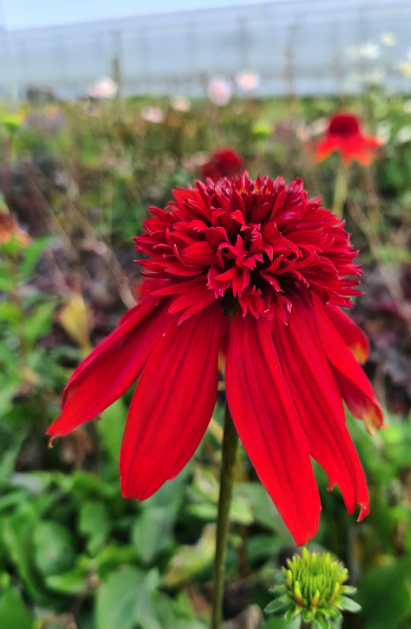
[265, 548, 361, 628]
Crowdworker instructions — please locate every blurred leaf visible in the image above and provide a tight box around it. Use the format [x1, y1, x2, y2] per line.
[34, 521, 76, 576]
[96, 566, 143, 629]
[25, 301, 56, 344]
[132, 507, 174, 565]
[2, 510, 46, 601]
[165, 524, 215, 588]
[20, 236, 53, 280]
[45, 560, 89, 595]
[98, 399, 127, 467]
[0, 303, 20, 324]
[95, 566, 160, 629]
[58, 292, 91, 350]
[0, 587, 32, 629]
[79, 500, 111, 554]
[358, 557, 411, 629]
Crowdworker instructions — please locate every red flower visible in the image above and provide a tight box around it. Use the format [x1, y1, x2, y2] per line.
[201, 148, 245, 182]
[48, 174, 384, 546]
[314, 112, 381, 165]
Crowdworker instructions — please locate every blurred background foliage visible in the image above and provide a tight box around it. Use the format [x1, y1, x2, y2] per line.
[0, 88, 411, 629]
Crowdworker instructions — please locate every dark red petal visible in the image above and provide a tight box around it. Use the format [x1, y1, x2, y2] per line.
[314, 298, 384, 435]
[314, 296, 369, 364]
[47, 296, 171, 437]
[273, 295, 369, 521]
[120, 302, 223, 500]
[226, 313, 321, 546]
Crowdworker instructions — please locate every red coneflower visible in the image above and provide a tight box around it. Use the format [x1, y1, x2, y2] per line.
[48, 174, 383, 545]
[201, 148, 245, 182]
[314, 112, 381, 165]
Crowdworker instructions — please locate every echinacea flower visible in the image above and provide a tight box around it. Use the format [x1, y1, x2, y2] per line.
[265, 548, 360, 626]
[201, 148, 245, 182]
[314, 112, 382, 166]
[48, 174, 383, 545]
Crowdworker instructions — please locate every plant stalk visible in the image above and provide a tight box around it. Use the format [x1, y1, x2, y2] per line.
[332, 161, 348, 220]
[211, 402, 239, 629]
[301, 621, 314, 629]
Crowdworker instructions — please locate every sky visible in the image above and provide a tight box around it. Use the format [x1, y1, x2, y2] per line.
[1, 0, 261, 30]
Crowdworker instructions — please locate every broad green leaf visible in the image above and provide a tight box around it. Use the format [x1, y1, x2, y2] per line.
[0, 587, 33, 629]
[264, 597, 292, 615]
[132, 507, 174, 565]
[2, 510, 46, 601]
[79, 500, 110, 554]
[95, 566, 144, 629]
[34, 521, 76, 576]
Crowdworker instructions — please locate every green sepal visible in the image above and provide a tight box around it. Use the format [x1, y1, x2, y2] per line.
[303, 608, 315, 622]
[338, 596, 361, 613]
[264, 596, 292, 615]
[314, 616, 331, 629]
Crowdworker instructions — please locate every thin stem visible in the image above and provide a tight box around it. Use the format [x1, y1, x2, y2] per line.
[301, 621, 314, 629]
[211, 402, 239, 629]
[332, 161, 348, 219]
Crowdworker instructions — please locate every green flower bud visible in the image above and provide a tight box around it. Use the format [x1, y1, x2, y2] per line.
[264, 548, 361, 628]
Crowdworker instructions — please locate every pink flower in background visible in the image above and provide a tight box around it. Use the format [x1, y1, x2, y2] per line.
[235, 70, 260, 92]
[207, 77, 232, 106]
[88, 77, 118, 100]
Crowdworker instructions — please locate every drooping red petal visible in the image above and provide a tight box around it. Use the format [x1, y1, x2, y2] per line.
[272, 294, 369, 521]
[314, 296, 369, 364]
[120, 302, 223, 500]
[313, 298, 384, 435]
[47, 296, 171, 437]
[226, 312, 321, 546]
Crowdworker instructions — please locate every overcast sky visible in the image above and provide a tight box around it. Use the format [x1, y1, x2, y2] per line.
[1, 0, 260, 29]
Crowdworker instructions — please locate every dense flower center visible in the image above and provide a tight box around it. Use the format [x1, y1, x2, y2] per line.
[135, 174, 361, 322]
[328, 114, 361, 138]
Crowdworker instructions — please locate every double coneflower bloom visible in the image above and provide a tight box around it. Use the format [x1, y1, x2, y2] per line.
[315, 112, 381, 165]
[48, 174, 383, 545]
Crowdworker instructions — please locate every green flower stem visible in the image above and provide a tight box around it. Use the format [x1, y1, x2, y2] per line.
[211, 401, 239, 629]
[301, 621, 314, 629]
[332, 161, 348, 220]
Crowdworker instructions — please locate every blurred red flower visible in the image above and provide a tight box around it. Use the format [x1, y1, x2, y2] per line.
[314, 112, 381, 165]
[48, 174, 383, 545]
[201, 148, 245, 182]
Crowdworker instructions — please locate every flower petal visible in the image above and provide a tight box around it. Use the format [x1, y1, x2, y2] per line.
[315, 298, 369, 364]
[226, 312, 321, 546]
[120, 302, 223, 500]
[273, 294, 369, 521]
[47, 296, 171, 437]
[313, 298, 384, 434]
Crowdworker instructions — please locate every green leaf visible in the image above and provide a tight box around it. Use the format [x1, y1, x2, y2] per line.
[45, 560, 89, 595]
[264, 597, 292, 615]
[132, 507, 174, 565]
[95, 566, 162, 629]
[98, 399, 127, 466]
[164, 525, 215, 588]
[79, 500, 110, 554]
[358, 558, 411, 629]
[25, 301, 56, 344]
[0, 303, 20, 324]
[2, 510, 46, 601]
[20, 236, 53, 279]
[0, 588, 33, 629]
[34, 521, 76, 576]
